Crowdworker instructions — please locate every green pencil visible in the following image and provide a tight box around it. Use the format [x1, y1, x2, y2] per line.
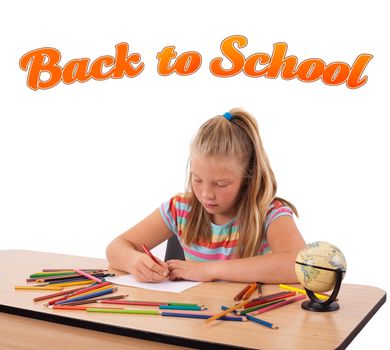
[86, 308, 159, 315]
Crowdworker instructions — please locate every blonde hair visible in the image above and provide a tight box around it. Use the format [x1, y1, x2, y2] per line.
[183, 108, 298, 258]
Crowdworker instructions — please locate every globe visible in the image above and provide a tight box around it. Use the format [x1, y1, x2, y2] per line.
[295, 241, 347, 293]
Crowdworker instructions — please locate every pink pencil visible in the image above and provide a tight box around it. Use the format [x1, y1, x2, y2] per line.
[248, 294, 306, 315]
[74, 268, 102, 283]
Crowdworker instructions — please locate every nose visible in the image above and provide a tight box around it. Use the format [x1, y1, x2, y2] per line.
[202, 184, 215, 200]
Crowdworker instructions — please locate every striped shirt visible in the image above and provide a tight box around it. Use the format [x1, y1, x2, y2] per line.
[159, 194, 294, 262]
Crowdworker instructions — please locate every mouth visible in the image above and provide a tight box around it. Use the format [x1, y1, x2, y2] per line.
[203, 202, 218, 210]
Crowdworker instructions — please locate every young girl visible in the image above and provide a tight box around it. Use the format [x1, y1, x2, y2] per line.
[106, 108, 305, 283]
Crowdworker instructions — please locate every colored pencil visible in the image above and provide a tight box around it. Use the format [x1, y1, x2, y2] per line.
[29, 272, 77, 278]
[66, 285, 114, 299]
[233, 284, 251, 301]
[249, 294, 306, 315]
[33, 273, 109, 283]
[98, 300, 202, 307]
[45, 282, 110, 305]
[50, 305, 125, 310]
[87, 308, 160, 315]
[242, 283, 257, 300]
[205, 299, 250, 323]
[51, 294, 128, 307]
[249, 291, 292, 303]
[141, 244, 162, 266]
[50, 280, 95, 287]
[278, 284, 329, 301]
[159, 305, 205, 311]
[221, 306, 277, 329]
[56, 288, 117, 305]
[237, 299, 287, 315]
[98, 300, 164, 306]
[245, 314, 278, 329]
[15, 286, 64, 291]
[42, 274, 109, 285]
[74, 268, 103, 283]
[244, 291, 296, 309]
[42, 269, 106, 272]
[33, 286, 88, 302]
[161, 312, 246, 321]
[257, 282, 263, 296]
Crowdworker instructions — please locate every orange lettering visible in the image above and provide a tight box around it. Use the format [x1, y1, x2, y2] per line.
[156, 46, 201, 76]
[297, 59, 326, 82]
[347, 54, 373, 89]
[266, 43, 298, 80]
[322, 62, 350, 86]
[63, 59, 91, 84]
[112, 42, 144, 78]
[210, 35, 247, 77]
[244, 53, 270, 77]
[19, 47, 62, 90]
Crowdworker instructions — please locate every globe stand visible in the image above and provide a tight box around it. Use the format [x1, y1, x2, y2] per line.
[301, 268, 345, 312]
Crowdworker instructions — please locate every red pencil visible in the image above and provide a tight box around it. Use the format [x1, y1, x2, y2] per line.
[244, 291, 296, 309]
[248, 294, 306, 315]
[33, 286, 87, 302]
[141, 244, 162, 266]
[50, 305, 124, 311]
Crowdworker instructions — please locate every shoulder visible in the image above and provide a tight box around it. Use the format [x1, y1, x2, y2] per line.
[267, 199, 294, 215]
[264, 199, 294, 231]
[160, 193, 191, 218]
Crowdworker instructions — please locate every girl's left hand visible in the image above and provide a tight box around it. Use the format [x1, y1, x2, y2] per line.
[166, 260, 214, 282]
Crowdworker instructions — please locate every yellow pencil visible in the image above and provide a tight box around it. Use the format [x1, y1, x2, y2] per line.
[15, 286, 64, 291]
[51, 280, 93, 287]
[278, 284, 329, 301]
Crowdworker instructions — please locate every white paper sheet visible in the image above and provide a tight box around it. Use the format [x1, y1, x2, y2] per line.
[105, 274, 202, 293]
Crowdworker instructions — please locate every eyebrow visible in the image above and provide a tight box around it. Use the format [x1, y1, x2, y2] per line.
[191, 172, 231, 182]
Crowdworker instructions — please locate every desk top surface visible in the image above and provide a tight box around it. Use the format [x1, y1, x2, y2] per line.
[0, 250, 386, 350]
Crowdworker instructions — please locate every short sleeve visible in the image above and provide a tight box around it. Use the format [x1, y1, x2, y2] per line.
[264, 200, 294, 234]
[159, 194, 191, 238]
[159, 196, 179, 236]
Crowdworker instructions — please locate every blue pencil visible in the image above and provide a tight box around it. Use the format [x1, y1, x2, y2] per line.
[56, 288, 116, 305]
[221, 306, 278, 329]
[161, 312, 245, 321]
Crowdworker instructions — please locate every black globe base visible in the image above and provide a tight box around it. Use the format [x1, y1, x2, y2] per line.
[301, 299, 339, 312]
[301, 267, 345, 313]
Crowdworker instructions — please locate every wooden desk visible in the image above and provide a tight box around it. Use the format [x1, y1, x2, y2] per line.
[0, 250, 386, 349]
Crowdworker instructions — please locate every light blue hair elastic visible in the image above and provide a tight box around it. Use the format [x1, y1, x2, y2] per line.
[223, 112, 232, 120]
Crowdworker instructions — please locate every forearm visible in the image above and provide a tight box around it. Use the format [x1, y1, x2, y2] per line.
[207, 253, 299, 283]
[106, 237, 142, 273]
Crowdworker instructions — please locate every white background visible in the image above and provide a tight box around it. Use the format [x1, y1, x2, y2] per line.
[1, 1, 388, 348]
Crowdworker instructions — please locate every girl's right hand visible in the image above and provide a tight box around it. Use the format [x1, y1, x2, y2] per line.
[129, 252, 169, 282]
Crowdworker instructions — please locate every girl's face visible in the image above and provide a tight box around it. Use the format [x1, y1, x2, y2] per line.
[190, 155, 245, 225]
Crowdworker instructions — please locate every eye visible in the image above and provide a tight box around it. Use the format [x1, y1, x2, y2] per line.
[216, 182, 228, 188]
[193, 178, 202, 183]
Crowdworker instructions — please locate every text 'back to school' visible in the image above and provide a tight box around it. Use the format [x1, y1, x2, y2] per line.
[19, 35, 372, 91]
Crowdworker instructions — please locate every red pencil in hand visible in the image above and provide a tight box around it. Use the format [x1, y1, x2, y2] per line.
[141, 244, 162, 266]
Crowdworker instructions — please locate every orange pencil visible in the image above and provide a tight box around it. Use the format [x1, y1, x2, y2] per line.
[242, 283, 257, 300]
[233, 284, 251, 301]
[205, 299, 250, 324]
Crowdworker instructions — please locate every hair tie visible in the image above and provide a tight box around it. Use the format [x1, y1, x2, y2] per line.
[223, 112, 232, 121]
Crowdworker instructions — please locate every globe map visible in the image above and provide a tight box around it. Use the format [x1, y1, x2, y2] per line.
[295, 241, 347, 293]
